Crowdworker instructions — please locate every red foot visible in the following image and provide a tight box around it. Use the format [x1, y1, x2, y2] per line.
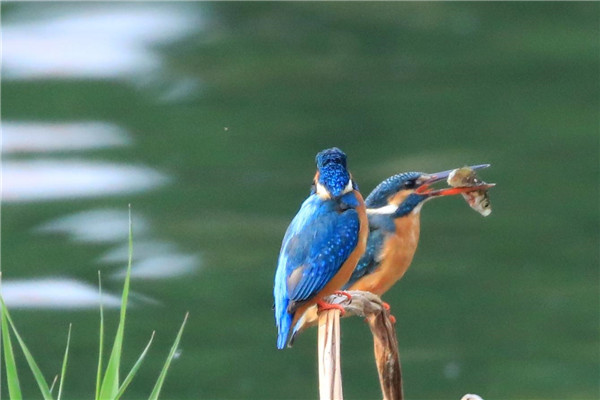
[333, 290, 352, 301]
[381, 302, 395, 323]
[317, 299, 346, 316]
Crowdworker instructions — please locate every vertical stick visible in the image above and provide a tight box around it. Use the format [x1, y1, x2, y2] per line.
[367, 312, 403, 400]
[318, 309, 343, 400]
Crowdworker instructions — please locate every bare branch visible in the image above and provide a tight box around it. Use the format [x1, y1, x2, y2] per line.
[318, 309, 343, 400]
[322, 291, 403, 400]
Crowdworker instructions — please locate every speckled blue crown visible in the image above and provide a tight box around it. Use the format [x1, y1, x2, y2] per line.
[365, 172, 422, 208]
[316, 147, 347, 169]
[315, 148, 350, 197]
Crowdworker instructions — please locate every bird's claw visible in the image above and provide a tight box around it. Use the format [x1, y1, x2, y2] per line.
[333, 290, 352, 302]
[380, 302, 396, 323]
[317, 299, 346, 316]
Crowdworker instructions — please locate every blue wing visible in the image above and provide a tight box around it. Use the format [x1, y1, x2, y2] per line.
[282, 195, 359, 302]
[344, 213, 394, 289]
[274, 193, 360, 348]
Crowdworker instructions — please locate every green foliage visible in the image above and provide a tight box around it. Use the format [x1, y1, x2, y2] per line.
[0, 209, 188, 399]
[58, 324, 72, 400]
[0, 295, 53, 399]
[98, 208, 135, 400]
[95, 271, 105, 400]
[1, 299, 22, 400]
[115, 331, 155, 400]
[148, 313, 189, 400]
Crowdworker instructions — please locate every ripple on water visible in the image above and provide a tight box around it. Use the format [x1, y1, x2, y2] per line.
[1, 278, 122, 309]
[2, 121, 131, 153]
[35, 209, 150, 243]
[3, 160, 169, 202]
[2, 4, 203, 81]
[112, 254, 201, 280]
[100, 240, 201, 279]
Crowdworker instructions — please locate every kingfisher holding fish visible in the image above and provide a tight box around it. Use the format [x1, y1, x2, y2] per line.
[345, 164, 494, 295]
[273, 147, 368, 349]
[287, 164, 494, 342]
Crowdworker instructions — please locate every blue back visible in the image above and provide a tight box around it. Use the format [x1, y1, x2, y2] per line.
[274, 192, 360, 348]
[274, 147, 361, 349]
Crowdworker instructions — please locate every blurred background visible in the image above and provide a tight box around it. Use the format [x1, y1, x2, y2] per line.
[2, 2, 598, 399]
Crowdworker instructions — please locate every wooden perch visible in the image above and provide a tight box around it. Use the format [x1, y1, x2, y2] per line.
[318, 309, 343, 400]
[317, 291, 403, 400]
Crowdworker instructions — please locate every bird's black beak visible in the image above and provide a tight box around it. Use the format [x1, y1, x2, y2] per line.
[415, 164, 495, 196]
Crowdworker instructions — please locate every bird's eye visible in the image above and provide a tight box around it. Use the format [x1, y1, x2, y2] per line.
[405, 180, 416, 189]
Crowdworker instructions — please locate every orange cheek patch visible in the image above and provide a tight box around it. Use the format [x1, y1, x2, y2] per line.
[388, 190, 411, 206]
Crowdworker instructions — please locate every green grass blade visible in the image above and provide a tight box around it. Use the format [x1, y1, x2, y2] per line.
[95, 271, 104, 400]
[0, 297, 53, 400]
[99, 206, 134, 399]
[49, 375, 58, 395]
[114, 331, 155, 400]
[1, 302, 22, 400]
[148, 312, 189, 400]
[57, 324, 72, 400]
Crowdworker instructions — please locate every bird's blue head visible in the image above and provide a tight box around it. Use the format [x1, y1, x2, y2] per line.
[365, 171, 425, 209]
[314, 147, 353, 199]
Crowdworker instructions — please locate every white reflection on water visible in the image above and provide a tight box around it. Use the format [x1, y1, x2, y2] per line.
[112, 254, 201, 280]
[1, 279, 121, 309]
[98, 240, 178, 263]
[3, 4, 204, 309]
[36, 209, 149, 243]
[102, 241, 202, 279]
[37, 214, 201, 279]
[3, 4, 202, 81]
[3, 160, 169, 202]
[99, 239, 201, 280]
[2, 121, 131, 153]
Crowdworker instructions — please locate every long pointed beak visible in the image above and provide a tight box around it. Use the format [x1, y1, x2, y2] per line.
[428, 183, 496, 197]
[414, 164, 493, 196]
[423, 164, 490, 185]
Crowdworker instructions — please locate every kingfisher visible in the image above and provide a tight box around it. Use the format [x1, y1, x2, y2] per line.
[287, 164, 493, 342]
[273, 147, 368, 349]
[344, 164, 493, 295]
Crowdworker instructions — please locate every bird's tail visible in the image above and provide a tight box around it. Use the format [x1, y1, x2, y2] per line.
[288, 305, 318, 346]
[275, 298, 292, 350]
[288, 313, 305, 347]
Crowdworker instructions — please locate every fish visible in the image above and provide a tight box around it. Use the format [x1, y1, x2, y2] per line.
[447, 166, 493, 217]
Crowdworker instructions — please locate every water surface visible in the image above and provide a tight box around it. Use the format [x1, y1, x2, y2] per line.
[2, 2, 598, 399]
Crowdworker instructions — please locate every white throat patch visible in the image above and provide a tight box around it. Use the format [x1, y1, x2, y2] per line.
[315, 179, 353, 199]
[315, 182, 330, 199]
[342, 179, 353, 195]
[366, 204, 397, 215]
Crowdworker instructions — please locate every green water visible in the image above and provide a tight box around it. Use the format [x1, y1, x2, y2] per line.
[2, 2, 599, 399]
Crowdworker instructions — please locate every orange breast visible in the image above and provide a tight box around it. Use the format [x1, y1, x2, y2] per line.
[348, 212, 421, 296]
[292, 190, 368, 325]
